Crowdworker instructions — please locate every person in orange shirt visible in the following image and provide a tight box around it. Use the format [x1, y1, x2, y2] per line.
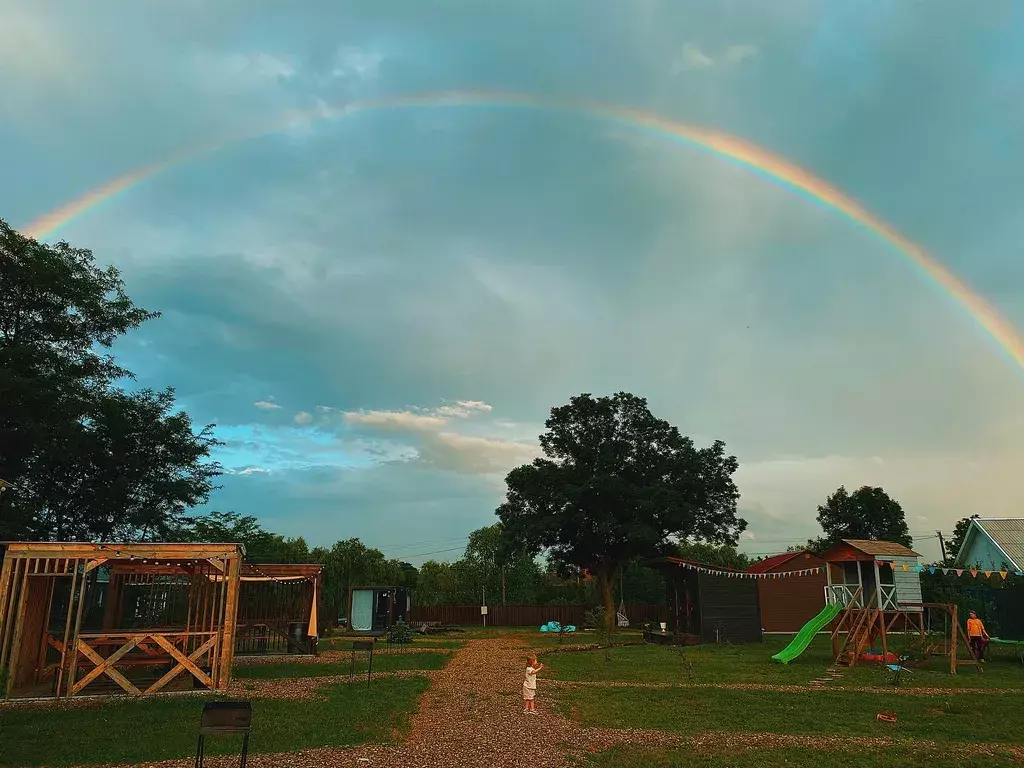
[967, 611, 990, 662]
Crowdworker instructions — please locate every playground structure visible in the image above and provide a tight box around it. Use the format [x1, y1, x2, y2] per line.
[234, 563, 322, 656]
[0, 542, 243, 699]
[772, 539, 983, 674]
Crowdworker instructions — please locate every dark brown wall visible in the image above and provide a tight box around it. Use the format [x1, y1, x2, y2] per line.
[696, 573, 762, 643]
[755, 554, 828, 634]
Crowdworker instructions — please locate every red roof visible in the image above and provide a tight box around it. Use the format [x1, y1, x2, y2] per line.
[747, 552, 802, 574]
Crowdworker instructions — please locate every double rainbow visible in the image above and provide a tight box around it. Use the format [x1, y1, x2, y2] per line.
[23, 91, 1024, 372]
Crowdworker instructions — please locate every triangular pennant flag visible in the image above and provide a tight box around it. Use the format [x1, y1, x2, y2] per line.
[902, 563, 909, 571]
[956, 569, 963, 577]
[1000, 571, 1008, 580]
[915, 565, 923, 573]
[970, 569, 978, 578]
[984, 570, 992, 579]
[928, 567, 936, 574]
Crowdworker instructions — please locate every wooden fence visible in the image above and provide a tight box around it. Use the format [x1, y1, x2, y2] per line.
[408, 603, 664, 627]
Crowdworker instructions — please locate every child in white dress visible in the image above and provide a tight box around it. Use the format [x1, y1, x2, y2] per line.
[523, 654, 544, 714]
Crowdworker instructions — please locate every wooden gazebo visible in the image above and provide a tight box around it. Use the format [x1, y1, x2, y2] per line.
[0, 542, 243, 699]
[235, 563, 322, 656]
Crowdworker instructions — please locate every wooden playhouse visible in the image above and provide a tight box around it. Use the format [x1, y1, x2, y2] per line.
[821, 539, 981, 673]
[0, 542, 243, 699]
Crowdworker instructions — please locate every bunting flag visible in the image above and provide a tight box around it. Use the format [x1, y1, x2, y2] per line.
[671, 560, 1024, 581]
[673, 560, 826, 579]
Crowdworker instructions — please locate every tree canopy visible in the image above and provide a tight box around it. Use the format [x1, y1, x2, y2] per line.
[807, 485, 913, 553]
[496, 392, 745, 629]
[0, 219, 222, 541]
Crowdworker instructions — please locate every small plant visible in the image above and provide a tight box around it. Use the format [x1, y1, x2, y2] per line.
[677, 648, 695, 681]
[387, 619, 414, 646]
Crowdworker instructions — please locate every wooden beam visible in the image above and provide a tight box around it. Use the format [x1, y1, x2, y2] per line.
[1, 544, 242, 561]
[65, 567, 91, 698]
[6, 558, 33, 697]
[145, 635, 215, 693]
[0, 556, 18, 674]
[84, 558, 109, 573]
[216, 554, 242, 691]
[70, 637, 142, 695]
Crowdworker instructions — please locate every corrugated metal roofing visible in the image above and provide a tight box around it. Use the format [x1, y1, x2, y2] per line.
[974, 518, 1024, 570]
[842, 539, 921, 558]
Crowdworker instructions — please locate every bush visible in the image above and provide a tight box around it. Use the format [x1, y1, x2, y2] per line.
[387, 619, 414, 645]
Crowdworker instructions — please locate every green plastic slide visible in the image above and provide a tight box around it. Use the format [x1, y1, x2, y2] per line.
[771, 602, 843, 664]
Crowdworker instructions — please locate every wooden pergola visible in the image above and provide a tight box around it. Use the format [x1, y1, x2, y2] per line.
[0, 542, 243, 699]
[235, 563, 322, 656]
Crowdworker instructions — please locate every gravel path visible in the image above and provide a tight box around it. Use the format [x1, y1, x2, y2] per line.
[76, 638, 1024, 768]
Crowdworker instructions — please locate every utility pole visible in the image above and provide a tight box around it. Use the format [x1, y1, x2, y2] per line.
[936, 530, 947, 562]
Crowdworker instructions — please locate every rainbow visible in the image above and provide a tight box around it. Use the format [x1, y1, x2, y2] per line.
[23, 91, 1024, 372]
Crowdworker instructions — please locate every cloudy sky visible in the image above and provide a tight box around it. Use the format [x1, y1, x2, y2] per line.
[4, 1, 1023, 563]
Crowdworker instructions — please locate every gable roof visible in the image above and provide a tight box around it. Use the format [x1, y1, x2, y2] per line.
[747, 552, 800, 573]
[956, 518, 1024, 571]
[747, 549, 825, 573]
[841, 539, 921, 558]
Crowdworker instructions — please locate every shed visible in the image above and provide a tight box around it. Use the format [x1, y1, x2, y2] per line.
[0, 542, 242, 699]
[819, 539, 923, 611]
[748, 550, 827, 633]
[348, 586, 412, 634]
[647, 557, 762, 644]
[235, 563, 323, 656]
[953, 518, 1024, 573]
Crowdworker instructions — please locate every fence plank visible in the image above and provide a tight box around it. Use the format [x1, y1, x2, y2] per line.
[408, 603, 663, 627]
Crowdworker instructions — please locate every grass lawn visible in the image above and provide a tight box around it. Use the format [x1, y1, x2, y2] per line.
[543, 634, 1024, 690]
[584, 745, 1023, 768]
[0, 676, 428, 768]
[554, 684, 1024, 745]
[233, 650, 450, 679]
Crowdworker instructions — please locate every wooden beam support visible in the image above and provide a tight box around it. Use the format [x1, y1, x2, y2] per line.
[145, 635, 215, 693]
[216, 555, 242, 691]
[71, 637, 143, 695]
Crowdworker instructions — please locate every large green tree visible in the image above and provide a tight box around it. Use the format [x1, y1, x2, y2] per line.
[497, 392, 745, 631]
[182, 510, 311, 563]
[0, 219, 222, 540]
[808, 485, 913, 553]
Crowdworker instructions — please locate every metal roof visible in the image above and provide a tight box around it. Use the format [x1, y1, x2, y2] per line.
[968, 518, 1024, 571]
[841, 539, 921, 558]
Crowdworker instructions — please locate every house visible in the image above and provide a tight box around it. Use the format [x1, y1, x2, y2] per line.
[953, 518, 1024, 573]
[819, 539, 923, 611]
[747, 550, 827, 633]
[646, 557, 762, 644]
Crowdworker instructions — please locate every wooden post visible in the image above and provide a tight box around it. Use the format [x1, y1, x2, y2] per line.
[4, 559, 32, 697]
[216, 554, 242, 691]
[55, 561, 80, 698]
[66, 565, 91, 698]
[0, 556, 19, 674]
[950, 604, 958, 675]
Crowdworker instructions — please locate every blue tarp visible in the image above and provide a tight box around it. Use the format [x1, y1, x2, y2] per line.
[539, 621, 576, 633]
